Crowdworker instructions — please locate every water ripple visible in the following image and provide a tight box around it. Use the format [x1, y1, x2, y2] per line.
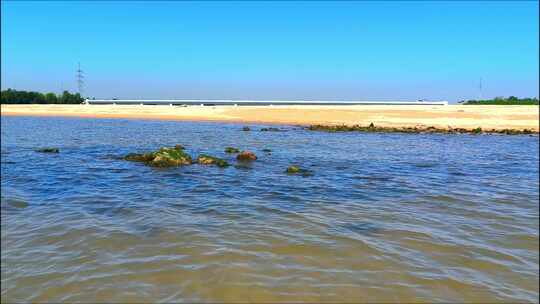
[1, 116, 539, 302]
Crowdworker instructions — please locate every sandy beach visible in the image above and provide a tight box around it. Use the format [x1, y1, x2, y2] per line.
[1, 104, 539, 131]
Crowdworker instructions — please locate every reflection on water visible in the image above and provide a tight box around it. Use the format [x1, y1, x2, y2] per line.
[1, 116, 539, 302]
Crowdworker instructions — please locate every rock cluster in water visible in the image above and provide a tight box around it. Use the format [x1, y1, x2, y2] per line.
[307, 123, 538, 135]
[120, 121, 535, 174]
[124, 145, 256, 168]
[36, 147, 59, 153]
[124, 145, 315, 177]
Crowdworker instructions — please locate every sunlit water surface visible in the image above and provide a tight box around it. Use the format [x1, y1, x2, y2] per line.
[1, 116, 539, 303]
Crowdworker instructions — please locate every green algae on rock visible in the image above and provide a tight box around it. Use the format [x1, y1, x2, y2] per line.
[124, 152, 155, 162]
[151, 147, 193, 167]
[36, 147, 59, 153]
[197, 154, 229, 167]
[286, 165, 301, 173]
[237, 151, 257, 161]
[224, 147, 240, 153]
[285, 165, 313, 177]
[124, 146, 192, 167]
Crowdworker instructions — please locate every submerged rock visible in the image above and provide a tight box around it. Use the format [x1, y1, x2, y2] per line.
[196, 154, 229, 167]
[124, 146, 192, 167]
[224, 147, 240, 153]
[242, 126, 251, 131]
[262, 148, 272, 153]
[285, 165, 313, 177]
[286, 165, 301, 173]
[236, 151, 257, 161]
[260, 127, 282, 132]
[6, 198, 29, 209]
[35, 147, 59, 153]
[234, 163, 253, 170]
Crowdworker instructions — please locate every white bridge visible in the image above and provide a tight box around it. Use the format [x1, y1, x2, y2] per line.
[84, 99, 448, 106]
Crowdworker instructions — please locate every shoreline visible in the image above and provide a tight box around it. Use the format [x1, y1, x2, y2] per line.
[2, 104, 539, 132]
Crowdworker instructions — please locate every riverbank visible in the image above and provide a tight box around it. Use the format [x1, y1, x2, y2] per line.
[1, 104, 539, 131]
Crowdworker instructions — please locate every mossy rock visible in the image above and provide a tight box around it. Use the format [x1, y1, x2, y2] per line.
[286, 165, 301, 174]
[197, 154, 229, 167]
[124, 152, 155, 162]
[472, 127, 482, 134]
[285, 165, 313, 177]
[36, 147, 59, 153]
[225, 147, 240, 153]
[237, 151, 257, 161]
[151, 147, 193, 167]
[124, 146, 192, 167]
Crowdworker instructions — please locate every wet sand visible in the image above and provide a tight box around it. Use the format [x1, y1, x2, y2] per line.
[1, 104, 539, 131]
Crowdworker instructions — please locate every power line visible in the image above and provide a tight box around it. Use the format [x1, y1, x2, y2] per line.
[76, 62, 84, 96]
[479, 77, 483, 100]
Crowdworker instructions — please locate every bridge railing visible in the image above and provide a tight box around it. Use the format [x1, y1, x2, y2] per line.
[84, 99, 449, 106]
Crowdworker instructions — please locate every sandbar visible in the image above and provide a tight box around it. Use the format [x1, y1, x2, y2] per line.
[1, 104, 538, 131]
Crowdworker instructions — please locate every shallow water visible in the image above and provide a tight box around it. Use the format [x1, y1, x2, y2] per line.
[1, 116, 539, 303]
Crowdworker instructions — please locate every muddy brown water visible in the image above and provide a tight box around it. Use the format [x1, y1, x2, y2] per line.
[1, 116, 538, 302]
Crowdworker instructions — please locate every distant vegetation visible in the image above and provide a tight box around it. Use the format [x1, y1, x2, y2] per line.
[460, 96, 539, 105]
[1, 89, 84, 104]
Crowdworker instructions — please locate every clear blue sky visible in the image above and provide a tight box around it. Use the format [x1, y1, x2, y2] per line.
[1, 1, 538, 102]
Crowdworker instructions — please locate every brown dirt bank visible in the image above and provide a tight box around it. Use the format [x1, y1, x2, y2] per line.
[1, 104, 538, 131]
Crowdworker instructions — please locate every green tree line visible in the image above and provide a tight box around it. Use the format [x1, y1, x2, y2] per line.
[1, 89, 84, 104]
[460, 96, 539, 105]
